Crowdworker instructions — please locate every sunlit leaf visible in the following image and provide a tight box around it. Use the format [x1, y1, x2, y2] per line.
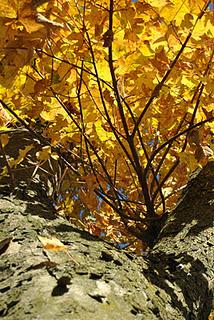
[36, 146, 51, 161]
[38, 236, 67, 251]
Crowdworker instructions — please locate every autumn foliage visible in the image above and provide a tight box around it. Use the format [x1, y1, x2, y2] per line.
[0, 0, 214, 251]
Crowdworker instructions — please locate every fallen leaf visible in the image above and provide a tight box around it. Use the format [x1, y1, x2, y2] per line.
[38, 235, 67, 251]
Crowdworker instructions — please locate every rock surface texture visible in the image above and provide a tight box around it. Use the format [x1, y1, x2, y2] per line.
[0, 131, 213, 320]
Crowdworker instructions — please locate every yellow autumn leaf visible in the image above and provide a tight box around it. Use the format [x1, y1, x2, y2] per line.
[36, 146, 51, 161]
[20, 18, 43, 33]
[181, 76, 196, 89]
[0, 0, 17, 18]
[149, 0, 168, 9]
[179, 151, 198, 172]
[95, 120, 115, 142]
[159, 0, 190, 25]
[9, 144, 34, 168]
[51, 152, 59, 160]
[162, 187, 173, 197]
[38, 236, 67, 251]
[139, 44, 154, 57]
[0, 134, 9, 147]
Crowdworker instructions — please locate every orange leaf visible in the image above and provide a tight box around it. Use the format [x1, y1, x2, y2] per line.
[38, 236, 67, 251]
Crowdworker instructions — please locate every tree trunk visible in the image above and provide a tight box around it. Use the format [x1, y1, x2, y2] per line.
[0, 132, 213, 320]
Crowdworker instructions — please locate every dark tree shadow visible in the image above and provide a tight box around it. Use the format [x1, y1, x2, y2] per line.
[144, 251, 212, 320]
[144, 163, 214, 320]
